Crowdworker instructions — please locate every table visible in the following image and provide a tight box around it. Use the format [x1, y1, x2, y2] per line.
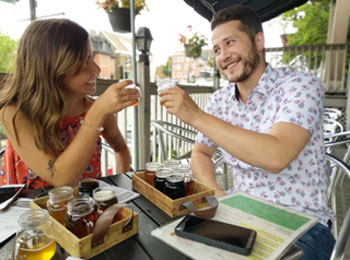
[0, 172, 189, 260]
[0, 172, 302, 260]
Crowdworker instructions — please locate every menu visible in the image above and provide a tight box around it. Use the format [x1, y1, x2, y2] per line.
[0, 198, 31, 244]
[151, 192, 318, 260]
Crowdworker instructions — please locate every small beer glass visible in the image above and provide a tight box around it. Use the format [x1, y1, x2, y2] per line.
[78, 178, 99, 197]
[174, 164, 194, 195]
[125, 84, 141, 106]
[93, 187, 118, 216]
[165, 174, 186, 200]
[13, 209, 56, 260]
[164, 159, 181, 168]
[47, 186, 73, 226]
[154, 168, 173, 194]
[66, 196, 97, 238]
[145, 162, 162, 186]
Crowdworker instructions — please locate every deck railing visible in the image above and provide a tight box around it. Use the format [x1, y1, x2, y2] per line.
[1, 42, 350, 175]
[265, 43, 350, 94]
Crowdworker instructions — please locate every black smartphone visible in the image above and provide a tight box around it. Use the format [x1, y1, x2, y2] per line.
[0, 184, 25, 210]
[175, 214, 257, 256]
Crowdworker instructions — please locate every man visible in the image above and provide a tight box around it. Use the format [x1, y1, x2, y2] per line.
[159, 5, 335, 259]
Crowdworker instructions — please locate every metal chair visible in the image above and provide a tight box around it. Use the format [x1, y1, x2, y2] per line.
[324, 131, 350, 233]
[151, 120, 228, 189]
[325, 153, 350, 260]
[324, 108, 342, 120]
[324, 118, 344, 154]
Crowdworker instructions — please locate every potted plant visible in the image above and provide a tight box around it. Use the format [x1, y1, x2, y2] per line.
[179, 25, 207, 59]
[96, 0, 148, 33]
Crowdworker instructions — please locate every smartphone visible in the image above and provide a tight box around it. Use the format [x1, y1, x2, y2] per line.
[175, 214, 257, 256]
[0, 184, 25, 210]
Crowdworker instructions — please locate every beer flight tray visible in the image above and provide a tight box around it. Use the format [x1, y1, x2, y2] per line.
[30, 189, 139, 259]
[132, 171, 215, 218]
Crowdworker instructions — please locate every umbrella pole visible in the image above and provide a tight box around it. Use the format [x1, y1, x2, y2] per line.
[130, 0, 139, 170]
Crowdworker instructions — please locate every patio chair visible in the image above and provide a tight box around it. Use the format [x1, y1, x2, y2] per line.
[324, 108, 342, 120]
[324, 132, 350, 239]
[151, 120, 228, 189]
[325, 153, 350, 260]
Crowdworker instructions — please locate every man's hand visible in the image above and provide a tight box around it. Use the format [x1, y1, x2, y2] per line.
[158, 86, 203, 125]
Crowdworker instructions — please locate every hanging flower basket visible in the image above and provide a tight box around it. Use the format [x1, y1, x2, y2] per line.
[179, 26, 207, 59]
[184, 44, 202, 58]
[106, 8, 131, 33]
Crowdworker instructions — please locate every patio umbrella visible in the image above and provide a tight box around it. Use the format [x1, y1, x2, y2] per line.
[183, 0, 308, 22]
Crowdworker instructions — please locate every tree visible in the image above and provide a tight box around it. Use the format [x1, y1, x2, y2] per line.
[161, 57, 172, 77]
[0, 32, 17, 73]
[280, 0, 331, 46]
[279, 0, 332, 69]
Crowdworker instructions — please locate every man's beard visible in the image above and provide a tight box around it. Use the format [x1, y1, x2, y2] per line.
[221, 47, 260, 83]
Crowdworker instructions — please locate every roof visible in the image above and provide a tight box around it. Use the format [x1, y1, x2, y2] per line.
[183, 0, 308, 23]
[101, 31, 132, 56]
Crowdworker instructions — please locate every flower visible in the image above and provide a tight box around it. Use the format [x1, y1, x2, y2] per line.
[96, 0, 148, 14]
[179, 25, 207, 58]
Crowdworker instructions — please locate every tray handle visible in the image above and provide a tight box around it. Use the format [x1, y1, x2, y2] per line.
[91, 203, 134, 248]
[180, 195, 218, 218]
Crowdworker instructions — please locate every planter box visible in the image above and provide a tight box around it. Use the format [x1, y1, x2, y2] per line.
[30, 193, 138, 259]
[132, 171, 214, 217]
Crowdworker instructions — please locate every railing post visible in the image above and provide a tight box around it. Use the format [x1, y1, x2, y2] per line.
[137, 57, 151, 169]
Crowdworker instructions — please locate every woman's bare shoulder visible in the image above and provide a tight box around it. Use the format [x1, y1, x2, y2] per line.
[0, 104, 18, 123]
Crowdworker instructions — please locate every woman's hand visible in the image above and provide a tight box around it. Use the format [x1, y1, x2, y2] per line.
[93, 80, 139, 117]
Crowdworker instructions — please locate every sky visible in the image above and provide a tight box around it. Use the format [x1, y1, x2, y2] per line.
[0, 0, 293, 70]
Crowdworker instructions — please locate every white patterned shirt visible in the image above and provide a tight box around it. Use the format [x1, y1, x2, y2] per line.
[196, 64, 334, 225]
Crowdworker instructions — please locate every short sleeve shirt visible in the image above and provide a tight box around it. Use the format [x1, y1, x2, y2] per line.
[196, 64, 334, 225]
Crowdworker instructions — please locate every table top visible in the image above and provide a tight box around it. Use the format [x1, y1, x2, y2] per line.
[0, 173, 302, 260]
[0, 172, 189, 260]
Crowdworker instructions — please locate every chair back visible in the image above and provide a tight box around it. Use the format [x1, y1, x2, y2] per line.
[325, 153, 350, 260]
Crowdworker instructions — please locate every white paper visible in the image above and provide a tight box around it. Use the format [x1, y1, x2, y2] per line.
[98, 179, 140, 203]
[151, 192, 318, 260]
[0, 198, 31, 244]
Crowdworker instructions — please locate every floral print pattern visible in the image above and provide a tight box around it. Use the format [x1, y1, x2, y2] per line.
[0, 99, 102, 188]
[196, 64, 334, 225]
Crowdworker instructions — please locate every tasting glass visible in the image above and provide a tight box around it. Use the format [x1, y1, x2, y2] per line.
[13, 209, 56, 260]
[47, 186, 73, 226]
[78, 178, 99, 197]
[145, 162, 162, 186]
[154, 168, 173, 194]
[125, 84, 141, 106]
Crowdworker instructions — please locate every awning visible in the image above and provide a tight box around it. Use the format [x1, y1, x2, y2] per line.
[183, 0, 308, 23]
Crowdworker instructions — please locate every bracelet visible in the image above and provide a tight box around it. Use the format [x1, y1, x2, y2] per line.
[80, 119, 104, 132]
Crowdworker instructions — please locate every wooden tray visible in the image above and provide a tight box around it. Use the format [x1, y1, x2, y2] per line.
[132, 171, 214, 217]
[30, 193, 138, 259]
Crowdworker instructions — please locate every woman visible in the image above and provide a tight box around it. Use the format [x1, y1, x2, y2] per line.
[0, 19, 139, 188]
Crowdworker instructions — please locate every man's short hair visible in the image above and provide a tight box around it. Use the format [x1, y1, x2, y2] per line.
[211, 5, 263, 42]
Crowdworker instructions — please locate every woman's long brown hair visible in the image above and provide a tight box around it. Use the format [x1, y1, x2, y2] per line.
[0, 19, 89, 155]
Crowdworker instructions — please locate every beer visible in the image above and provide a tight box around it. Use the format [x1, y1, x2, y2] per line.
[125, 84, 141, 106]
[145, 162, 162, 186]
[93, 187, 118, 220]
[47, 186, 73, 226]
[14, 209, 55, 260]
[78, 178, 99, 197]
[17, 234, 56, 260]
[174, 165, 193, 195]
[155, 168, 172, 193]
[66, 196, 97, 238]
[165, 174, 186, 200]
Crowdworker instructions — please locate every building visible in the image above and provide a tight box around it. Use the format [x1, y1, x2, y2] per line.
[171, 48, 214, 84]
[91, 35, 116, 79]
[90, 30, 133, 80]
